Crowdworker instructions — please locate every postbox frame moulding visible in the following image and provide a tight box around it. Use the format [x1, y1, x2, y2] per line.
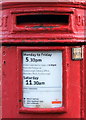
[17, 46, 69, 113]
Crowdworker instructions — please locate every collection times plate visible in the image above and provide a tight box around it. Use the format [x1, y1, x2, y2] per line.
[23, 51, 62, 108]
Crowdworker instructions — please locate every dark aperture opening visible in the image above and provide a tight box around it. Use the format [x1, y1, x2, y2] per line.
[16, 14, 69, 25]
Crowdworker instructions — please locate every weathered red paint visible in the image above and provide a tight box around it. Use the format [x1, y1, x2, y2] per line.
[0, 2, 86, 119]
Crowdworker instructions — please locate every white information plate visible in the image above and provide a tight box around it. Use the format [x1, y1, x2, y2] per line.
[23, 51, 62, 108]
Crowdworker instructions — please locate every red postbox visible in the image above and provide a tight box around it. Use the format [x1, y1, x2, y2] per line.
[0, 1, 86, 119]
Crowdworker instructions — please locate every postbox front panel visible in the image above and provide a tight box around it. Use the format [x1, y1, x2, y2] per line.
[2, 46, 82, 118]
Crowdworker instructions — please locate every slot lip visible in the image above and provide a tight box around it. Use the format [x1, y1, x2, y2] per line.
[10, 7, 74, 14]
[11, 8, 74, 33]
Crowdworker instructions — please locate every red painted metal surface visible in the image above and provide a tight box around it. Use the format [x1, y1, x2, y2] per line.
[84, 45, 86, 119]
[1, 2, 86, 119]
